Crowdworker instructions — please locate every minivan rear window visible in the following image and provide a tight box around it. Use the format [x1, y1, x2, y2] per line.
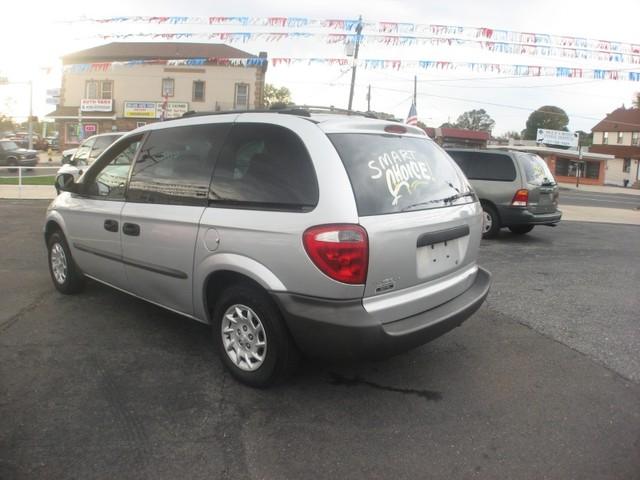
[329, 133, 471, 216]
[517, 153, 556, 186]
[447, 151, 517, 182]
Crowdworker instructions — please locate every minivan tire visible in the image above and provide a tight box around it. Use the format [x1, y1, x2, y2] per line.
[481, 203, 500, 239]
[508, 225, 534, 234]
[47, 231, 86, 294]
[212, 284, 298, 388]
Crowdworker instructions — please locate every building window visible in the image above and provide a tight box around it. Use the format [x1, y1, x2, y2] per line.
[85, 80, 113, 99]
[632, 132, 639, 146]
[623, 158, 631, 173]
[234, 83, 249, 110]
[162, 78, 175, 97]
[136, 122, 146, 128]
[585, 161, 600, 179]
[617, 131, 624, 144]
[193, 81, 205, 102]
[602, 132, 608, 144]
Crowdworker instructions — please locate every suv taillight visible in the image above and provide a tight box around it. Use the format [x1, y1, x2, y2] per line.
[511, 189, 529, 207]
[303, 224, 368, 284]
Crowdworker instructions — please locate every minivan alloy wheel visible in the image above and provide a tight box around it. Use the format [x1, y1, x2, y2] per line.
[482, 211, 493, 234]
[221, 304, 267, 371]
[50, 242, 68, 284]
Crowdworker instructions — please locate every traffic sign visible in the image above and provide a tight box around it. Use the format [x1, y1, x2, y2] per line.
[536, 129, 579, 148]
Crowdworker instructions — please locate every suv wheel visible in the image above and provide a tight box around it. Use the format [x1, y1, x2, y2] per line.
[212, 284, 298, 387]
[481, 204, 500, 238]
[508, 225, 534, 235]
[47, 231, 85, 294]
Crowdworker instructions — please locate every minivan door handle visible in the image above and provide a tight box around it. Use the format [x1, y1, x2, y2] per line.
[103, 219, 119, 232]
[122, 223, 140, 236]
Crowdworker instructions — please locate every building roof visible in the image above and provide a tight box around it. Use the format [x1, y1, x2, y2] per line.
[591, 107, 640, 132]
[423, 126, 491, 141]
[62, 42, 259, 64]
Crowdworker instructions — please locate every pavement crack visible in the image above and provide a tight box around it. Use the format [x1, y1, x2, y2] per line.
[329, 372, 442, 401]
[0, 289, 52, 333]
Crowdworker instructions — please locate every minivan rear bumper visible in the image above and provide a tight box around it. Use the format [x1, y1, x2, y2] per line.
[272, 267, 491, 360]
[496, 206, 562, 226]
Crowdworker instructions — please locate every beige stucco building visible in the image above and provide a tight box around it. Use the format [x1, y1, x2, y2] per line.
[47, 42, 268, 149]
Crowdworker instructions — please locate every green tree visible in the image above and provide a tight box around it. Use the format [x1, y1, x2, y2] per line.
[523, 105, 570, 140]
[263, 84, 293, 108]
[498, 130, 521, 140]
[453, 109, 495, 132]
[575, 130, 593, 147]
[0, 114, 14, 133]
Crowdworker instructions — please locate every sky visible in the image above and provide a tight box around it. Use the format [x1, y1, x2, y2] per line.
[1, 0, 639, 135]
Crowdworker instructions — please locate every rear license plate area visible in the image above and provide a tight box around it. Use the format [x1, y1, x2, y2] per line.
[416, 239, 461, 278]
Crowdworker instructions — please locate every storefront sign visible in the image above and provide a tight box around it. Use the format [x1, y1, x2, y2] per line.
[124, 101, 189, 119]
[162, 102, 189, 119]
[124, 101, 158, 118]
[80, 98, 113, 112]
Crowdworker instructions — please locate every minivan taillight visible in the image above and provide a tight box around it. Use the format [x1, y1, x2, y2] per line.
[303, 224, 368, 284]
[511, 189, 529, 207]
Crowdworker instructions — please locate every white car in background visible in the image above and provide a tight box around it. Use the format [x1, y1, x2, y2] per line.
[57, 133, 124, 188]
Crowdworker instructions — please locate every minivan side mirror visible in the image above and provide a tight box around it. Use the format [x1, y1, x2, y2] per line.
[55, 173, 77, 194]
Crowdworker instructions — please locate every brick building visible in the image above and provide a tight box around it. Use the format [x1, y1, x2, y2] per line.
[590, 107, 640, 187]
[494, 145, 613, 185]
[46, 42, 268, 150]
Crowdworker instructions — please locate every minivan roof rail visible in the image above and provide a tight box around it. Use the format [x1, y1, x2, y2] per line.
[180, 105, 385, 120]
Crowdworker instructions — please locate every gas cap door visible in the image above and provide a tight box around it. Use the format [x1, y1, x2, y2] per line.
[204, 228, 220, 252]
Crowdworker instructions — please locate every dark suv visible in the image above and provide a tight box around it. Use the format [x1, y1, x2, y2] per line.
[446, 149, 561, 237]
[0, 140, 38, 167]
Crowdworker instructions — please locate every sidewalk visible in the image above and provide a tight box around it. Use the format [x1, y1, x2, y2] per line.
[0, 185, 56, 199]
[558, 182, 640, 196]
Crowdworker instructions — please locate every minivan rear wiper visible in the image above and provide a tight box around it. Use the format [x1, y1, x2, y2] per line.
[401, 191, 476, 212]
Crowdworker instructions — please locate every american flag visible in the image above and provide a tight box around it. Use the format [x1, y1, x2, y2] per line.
[406, 103, 418, 125]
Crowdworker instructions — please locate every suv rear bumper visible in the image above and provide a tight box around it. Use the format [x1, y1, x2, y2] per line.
[272, 267, 491, 360]
[496, 206, 562, 226]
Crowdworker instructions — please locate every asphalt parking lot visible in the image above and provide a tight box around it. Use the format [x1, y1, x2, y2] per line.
[1, 200, 639, 479]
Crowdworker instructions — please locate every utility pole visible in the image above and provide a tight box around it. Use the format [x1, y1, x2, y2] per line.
[27, 80, 33, 150]
[367, 84, 371, 111]
[347, 16, 363, 112]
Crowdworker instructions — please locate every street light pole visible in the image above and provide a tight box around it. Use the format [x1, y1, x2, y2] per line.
[347, 16, 363, 112]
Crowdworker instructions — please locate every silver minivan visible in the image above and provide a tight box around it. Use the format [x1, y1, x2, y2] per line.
[46, 109, 491, 387]
[446, 149, 562, 238]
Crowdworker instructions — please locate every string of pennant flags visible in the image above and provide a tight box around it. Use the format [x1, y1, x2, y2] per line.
[63, 57, 640, 81]
[91, 32, 640, 65]
[74, 15, 640, 55]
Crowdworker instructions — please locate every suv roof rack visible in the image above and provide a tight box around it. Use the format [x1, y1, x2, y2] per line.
[180, 105, 385, 120]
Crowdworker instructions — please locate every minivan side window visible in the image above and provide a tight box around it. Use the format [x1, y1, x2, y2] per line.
[448, 151, 517, 182]
[127, 124, 230, 206]
[209, 123, 319, 211]
[81, 135, 142, 200]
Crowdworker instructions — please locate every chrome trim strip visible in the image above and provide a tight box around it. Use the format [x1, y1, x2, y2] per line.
[73, 242, 188, 280]
[83, 274, 207, 324]
[363, 265, 478, 314]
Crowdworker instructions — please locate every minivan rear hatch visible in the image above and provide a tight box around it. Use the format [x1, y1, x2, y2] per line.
[517, 152, 559, 214]
[329, 129, 482, 323]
